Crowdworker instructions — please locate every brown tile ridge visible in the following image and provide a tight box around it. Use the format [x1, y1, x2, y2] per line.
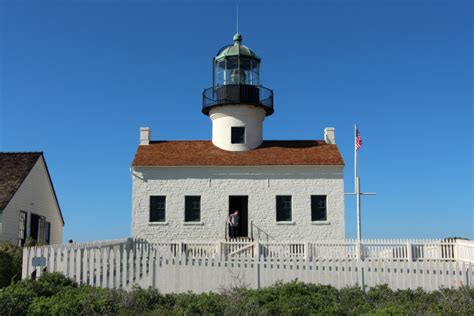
[133, 164, 345, 167]
[145, 139, 330, 143]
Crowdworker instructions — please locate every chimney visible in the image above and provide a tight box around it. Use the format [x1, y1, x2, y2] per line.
[140, 127, 150, 145]
[324, 127, 335, 144]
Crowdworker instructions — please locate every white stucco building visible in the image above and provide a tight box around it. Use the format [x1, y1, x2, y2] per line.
[0, 152, 64, 245]
[131, 34, 345, 242]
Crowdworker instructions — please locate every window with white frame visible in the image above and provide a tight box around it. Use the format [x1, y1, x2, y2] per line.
[276, 195, 292, 222]
[150, 196, 166, 222]
[311, 195, 327, 221]
[185, 196, 201, 222]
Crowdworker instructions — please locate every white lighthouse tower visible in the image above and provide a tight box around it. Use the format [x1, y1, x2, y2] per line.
[202, 33, 274, 151]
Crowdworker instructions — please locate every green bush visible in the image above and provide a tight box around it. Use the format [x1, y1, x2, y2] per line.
[0, 273, 473, 316]
[0, 242, 23, 288]
[28, 286, 120, 316]
[0, 272, 77, 316]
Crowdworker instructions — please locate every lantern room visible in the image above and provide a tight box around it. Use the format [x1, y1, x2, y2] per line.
[214, 33, 260, 86]
[202, 33, 274, 116]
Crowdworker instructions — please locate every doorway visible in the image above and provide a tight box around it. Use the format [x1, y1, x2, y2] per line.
[229, 196, 248, 237]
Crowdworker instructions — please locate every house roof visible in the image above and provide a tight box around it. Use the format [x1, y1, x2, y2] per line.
[0, 152, 64, 225]
[132, 140, 344, 167]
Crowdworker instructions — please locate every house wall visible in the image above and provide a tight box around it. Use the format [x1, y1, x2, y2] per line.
[132, 165, 344, 242]
[0, 156, 63, 245]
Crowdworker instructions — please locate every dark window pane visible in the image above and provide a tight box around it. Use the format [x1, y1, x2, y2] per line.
[18, 211, 27, 246]
[311, 195, 327, 221]
[185, 196, 201, 222]
[30, 214, 39, 241]
[276, 196, 292, 222]
[38, 217, 46, 242]
[45, 222, 51, 244]
[231, 127, 245, 144]
[150, 196, 166, 222]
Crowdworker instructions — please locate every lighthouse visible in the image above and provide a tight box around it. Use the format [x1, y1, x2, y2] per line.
[202, 33, 274, 151]
[132, 33, 345, 244]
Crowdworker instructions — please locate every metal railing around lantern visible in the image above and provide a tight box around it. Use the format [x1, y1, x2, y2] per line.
[202, 84, 274, 116]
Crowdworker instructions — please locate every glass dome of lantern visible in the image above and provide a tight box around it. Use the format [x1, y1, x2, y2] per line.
[202, 33, 274, 116]
[214, 33, 260, 86]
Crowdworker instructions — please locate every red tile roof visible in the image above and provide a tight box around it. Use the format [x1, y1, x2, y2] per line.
[132, 140, 344, 167]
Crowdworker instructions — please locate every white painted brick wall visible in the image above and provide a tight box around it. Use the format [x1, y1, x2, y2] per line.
[132, 166, 344, 242]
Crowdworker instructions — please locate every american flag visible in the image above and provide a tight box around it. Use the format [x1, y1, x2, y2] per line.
[356, 128, 363, 151]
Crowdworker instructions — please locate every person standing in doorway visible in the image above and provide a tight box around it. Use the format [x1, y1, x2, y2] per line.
[227, 210, 239, 239]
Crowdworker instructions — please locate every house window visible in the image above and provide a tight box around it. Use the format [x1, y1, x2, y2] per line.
[45, 222, 51, 244]
[18, 211, 27, 246]
[231, 127, 245, 144]
[276, 195, 292, 222]
[185, 196, 201, 222]
[38, 217, 46, 243]
[30, 213, 46, 242]
[150, 196, 166, 222]
[311, 195, 327, 221]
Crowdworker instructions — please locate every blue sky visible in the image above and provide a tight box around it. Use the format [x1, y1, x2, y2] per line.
[1, 0, 472, 242]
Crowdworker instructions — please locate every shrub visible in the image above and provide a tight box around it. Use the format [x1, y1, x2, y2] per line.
[1, 273, 473, 315]
[118, 286, 173, 314]
[0, 272, 77, 316]
[28, 286, 120, 315]
[172, 292, 227, 315]
[0, 242, 23, 288]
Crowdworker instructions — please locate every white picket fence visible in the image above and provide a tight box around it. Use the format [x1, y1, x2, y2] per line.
[22, 238, 474, 292]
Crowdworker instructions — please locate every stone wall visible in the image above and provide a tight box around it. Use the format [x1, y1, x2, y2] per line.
[132, 165, 344, 242]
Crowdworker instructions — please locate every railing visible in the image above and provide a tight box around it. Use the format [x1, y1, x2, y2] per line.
[456, 239, 474, 263]
[22, 239, 473, 292]
[202, 84, 274, 115]
[23, 238, 474, 282]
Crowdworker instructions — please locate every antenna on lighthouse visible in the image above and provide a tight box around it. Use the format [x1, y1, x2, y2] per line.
[236, 4, 239, 33]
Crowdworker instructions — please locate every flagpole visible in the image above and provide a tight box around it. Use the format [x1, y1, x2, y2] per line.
[354, 124, 357, 181]
[346, 124, 376, 259]
[355, 124, 361, 243]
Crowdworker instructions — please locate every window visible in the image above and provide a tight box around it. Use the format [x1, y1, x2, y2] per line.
[150, 196, 166, 222]
[311, 195, 327, 221]
[185, 196, 201, 222]
[231, 127, 245, 144]
[30, 213, 39, 241]
[18, 211, 27, 246]
[38, 217, 46, 242]
[45, 222, 51, 244]
[276, 196, 292, 222]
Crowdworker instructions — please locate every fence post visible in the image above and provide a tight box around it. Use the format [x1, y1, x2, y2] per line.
[217, 242, 223, 260]
[305, 242, 310, 261]
[250, 221, 254, 241]
[255, 243, 261, 289]
[358, 261, 365, 290]
[21, 247, 29, 279]
[453, 240, 458, 262]
[466, 263, 471, 288]
[407, 242, 413, 262]
[356, 241, 362, 261]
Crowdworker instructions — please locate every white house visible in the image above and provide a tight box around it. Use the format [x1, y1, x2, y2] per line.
[131, 34, 345, 242]
[0, 152, 64, 245]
